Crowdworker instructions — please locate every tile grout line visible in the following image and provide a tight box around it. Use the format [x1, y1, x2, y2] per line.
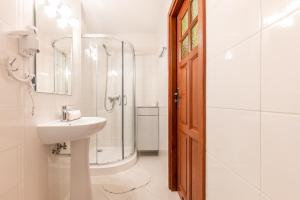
[259, 0, 263, 198]
[261, 110, 300, 116]
[207, 106, 260, 112]
[260, 191, 273, 200]
[20, 0, 26, 198]
[0, 143, 22, 153]
[207, 106, 300, 117]
[208, 5, 300, 64]
[262, 5, 300, 31]
[207, 30, 261, 61]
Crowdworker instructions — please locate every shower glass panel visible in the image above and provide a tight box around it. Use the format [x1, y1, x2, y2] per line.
[82, 35, 136, 165]
[123, 42, 136, 158]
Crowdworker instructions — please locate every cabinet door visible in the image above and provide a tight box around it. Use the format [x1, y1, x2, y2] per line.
[137, 116, 159, 151]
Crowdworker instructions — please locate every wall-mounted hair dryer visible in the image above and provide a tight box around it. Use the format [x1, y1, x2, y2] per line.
[6, 26, 40, 116]
[7, 26, 40, 57]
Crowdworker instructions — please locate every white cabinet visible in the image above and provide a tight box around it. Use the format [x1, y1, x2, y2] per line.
[137, 107, 159, 152]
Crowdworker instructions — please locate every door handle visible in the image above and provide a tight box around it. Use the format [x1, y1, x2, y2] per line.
[123, 95, 128, 106]
[174, 88, 180, 103]
[118, 95, 128, 106]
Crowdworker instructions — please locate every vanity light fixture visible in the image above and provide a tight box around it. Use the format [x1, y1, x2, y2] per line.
[41, 0, 79, 29]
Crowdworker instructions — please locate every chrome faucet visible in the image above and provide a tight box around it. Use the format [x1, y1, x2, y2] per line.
[62, 105, 68, 121]
[62, 105, 78, 121]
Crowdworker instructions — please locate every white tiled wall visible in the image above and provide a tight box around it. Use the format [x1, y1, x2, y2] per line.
[0, 0, 82, 200]
[136, 54, 160, 107]
[135, 53, 169, 150]
[153, 0, 172, 151]
[207, 0, 300, 199]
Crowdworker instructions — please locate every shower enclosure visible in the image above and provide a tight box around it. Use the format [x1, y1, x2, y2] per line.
[81, 34, 136, 166]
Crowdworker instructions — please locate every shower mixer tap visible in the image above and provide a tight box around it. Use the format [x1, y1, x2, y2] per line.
[108, 95, 120, 103]
[105, 96, 121, 112]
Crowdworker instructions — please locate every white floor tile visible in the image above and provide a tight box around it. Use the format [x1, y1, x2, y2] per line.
[92, 154, 180, 200]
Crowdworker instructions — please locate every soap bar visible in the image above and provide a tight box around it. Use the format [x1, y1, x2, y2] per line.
[67, 110, 81, 121]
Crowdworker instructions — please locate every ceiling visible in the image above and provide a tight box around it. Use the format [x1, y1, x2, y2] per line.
[81, 0, 167, 35]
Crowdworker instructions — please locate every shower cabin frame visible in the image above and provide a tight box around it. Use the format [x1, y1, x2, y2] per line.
[82, 34, 137, 165]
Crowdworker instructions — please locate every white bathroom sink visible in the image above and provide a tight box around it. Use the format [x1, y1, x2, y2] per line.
[37, 117, 107, 144]
[37, 116, 107, 200]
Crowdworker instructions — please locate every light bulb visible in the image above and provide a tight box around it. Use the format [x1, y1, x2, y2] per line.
[44, 5, 57, 18]
[57, 18, 69, 29]
[58, 4, 72, 18]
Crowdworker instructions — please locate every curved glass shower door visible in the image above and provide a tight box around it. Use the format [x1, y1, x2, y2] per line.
[123, 42, 136, 158]
[82, 35, 136, 165]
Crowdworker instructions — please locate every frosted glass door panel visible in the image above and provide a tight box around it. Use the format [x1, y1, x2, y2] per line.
[123, 42, 135, 158]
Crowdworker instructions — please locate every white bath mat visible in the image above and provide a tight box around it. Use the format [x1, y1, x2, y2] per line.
[93, 167, 151, 195]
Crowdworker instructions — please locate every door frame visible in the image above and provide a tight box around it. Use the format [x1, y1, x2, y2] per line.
[168, 0, 206, 196]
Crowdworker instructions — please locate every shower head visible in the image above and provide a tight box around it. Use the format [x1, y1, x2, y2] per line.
[102, 44, 111, 56]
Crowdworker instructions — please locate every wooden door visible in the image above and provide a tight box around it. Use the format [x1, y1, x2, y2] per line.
[169, 0, 205, 200]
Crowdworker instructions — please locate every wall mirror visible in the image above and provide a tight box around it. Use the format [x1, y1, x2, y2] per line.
[34, 0, 74, 95]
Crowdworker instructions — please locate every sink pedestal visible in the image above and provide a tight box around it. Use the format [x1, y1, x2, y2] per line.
[37, 117, 107, 200]
[70, 138, 92, 200]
